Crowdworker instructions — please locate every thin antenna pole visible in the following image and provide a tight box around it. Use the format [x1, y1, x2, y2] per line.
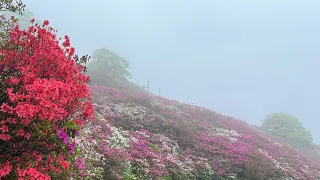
[158, 88, 161, 96]
[147, 80, 150, 91]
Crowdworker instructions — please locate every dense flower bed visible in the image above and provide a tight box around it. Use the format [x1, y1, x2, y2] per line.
[74, 85, 320, 179]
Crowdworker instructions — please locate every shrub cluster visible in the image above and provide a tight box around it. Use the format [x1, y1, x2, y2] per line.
[0, 17, 94, 179]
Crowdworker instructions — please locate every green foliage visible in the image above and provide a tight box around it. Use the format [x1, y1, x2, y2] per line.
[211, 176, 238, 180]
[166, 167, 194, 180]
[87, 48, 148, 93]
[149, 143, 161, 151]
[198, 163, 213, 180]
[122, 161, 139, 180]
[261, 112, 313, 148]
[89, 48, 131, 80]
[161, 176, 172, 180]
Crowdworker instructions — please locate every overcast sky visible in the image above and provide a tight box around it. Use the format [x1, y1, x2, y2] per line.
[23, 0, 320, 143]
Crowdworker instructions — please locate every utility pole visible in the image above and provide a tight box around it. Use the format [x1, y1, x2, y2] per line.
[147, 80, 150, 92]
[158, 88, 161, 96]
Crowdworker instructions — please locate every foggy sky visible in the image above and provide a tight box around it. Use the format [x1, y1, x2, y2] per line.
[23, 0, 320, 143]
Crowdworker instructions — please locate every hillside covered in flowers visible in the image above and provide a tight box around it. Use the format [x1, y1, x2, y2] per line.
[74, 84, 320, 180]
[1, 1, 320, 179]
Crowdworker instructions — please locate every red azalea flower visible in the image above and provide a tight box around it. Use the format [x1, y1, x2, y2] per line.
[17, 129, 25, 136]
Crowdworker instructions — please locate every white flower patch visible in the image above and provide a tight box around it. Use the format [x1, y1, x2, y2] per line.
[151, 99, 162, 107]
[214, 128, 241, 143]
[96, 112, 133, 148]
[136, 130, 150, 138]
[112, 104, 147, 120]
[108, 126, 130, 149]
[75, 112, 140, 178]
[93, 102, 118, 118]
[165, 155, 196, 177]
[74, 125, 106, 179]
[151, 99, 185, 115]
[153, 134, 179, 156]
[273, 141, 283, 147]
[178, 157, 197, 176]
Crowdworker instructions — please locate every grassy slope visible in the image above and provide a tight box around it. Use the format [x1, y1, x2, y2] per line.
[78, 78, 320, 179]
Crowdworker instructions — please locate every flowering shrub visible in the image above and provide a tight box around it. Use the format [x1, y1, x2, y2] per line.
[239, 148, 286, 179]
[0, 18, 94, 179]
[73, 122, 106, 179]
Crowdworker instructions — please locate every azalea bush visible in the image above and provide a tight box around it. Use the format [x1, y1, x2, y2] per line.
[238, 148, 286, 179]
[0, 16, 94, 179]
